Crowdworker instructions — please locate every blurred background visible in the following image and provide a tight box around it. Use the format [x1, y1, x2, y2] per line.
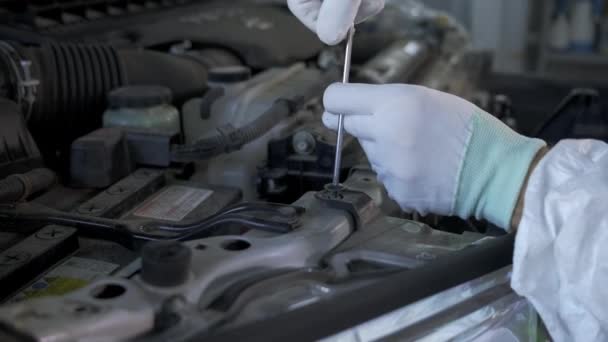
[424, 0, 608, 78]
[416, 0, 608, 137]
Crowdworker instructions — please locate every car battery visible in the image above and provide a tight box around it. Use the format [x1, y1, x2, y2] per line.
[4, 169, 240, 303]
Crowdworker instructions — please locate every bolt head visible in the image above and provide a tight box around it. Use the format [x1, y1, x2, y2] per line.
[36, 226, 69, 240]
[0, 251, 31, 265]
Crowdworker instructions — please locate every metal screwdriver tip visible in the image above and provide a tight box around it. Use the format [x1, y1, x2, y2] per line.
[331, 26, 355, 187]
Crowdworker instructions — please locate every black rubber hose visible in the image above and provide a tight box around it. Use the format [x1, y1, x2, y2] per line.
[171, 99, 293, 162]
[0, 168, 56, 203]
[117, 49, 208, 104]
[15, 43, 209, 128]
[0, 41, 213, 171]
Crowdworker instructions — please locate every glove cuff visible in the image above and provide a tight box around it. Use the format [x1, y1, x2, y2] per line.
[454, 110, 546, 229]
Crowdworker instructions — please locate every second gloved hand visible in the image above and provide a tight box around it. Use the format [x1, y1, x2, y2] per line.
[323, 84, 546, 229]
[287, 0, 384, 45]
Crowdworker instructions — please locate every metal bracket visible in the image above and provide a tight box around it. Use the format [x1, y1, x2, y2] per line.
[314, 184, 374, 231]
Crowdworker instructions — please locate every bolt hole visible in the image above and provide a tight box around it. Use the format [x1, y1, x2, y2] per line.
[90, 283, 126, 300]
[195, 244, 207, 250]
[362, 177, 371, 182]
[221, 239, 251, 251]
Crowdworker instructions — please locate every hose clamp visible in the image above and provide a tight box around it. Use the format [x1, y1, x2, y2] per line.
[0, 41, 40, 121]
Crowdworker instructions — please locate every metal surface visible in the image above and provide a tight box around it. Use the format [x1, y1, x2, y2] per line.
[315, 184, 376, 230]
[0, 278, 155, 341]
[332, 26, 356, 187]
[324, 267, 530, 342]
[0, 191, 361, 341]
[0, 170, 519, 341]
[204, 235, 515, 342]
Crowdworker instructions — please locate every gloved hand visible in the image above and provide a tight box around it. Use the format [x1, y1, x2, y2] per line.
[287, 0, 384, 45]
[323, 83, 546, 229]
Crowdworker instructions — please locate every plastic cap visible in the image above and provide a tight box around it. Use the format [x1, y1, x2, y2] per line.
[141, 241, 192, 287]
[208, 66, 251, 83]
[108, 85, 173, 108]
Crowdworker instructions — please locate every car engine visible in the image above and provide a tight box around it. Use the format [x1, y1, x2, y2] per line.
[0, 1, 539, 341]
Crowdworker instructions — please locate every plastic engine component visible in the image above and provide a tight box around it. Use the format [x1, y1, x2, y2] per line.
[0, 42, 208, 173]
[141, 241, 192, 287]
[208, 66, 252, 84]
[0, 3, 323, 69]
[70, 128, 135, 188]
[108, 86, 173, 108]
[0, 168, 56, 203]
[0, 98, 42, 178]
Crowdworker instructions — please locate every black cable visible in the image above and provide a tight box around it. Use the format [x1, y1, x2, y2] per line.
[171, 100, 293, 162]
[154, 202, 301, 232]
[0, 202, 301, 248]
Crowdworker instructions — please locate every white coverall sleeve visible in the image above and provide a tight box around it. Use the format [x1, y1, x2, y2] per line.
[511, 139, 608, 342]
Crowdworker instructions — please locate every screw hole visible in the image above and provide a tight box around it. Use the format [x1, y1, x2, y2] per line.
[90, 283, 127, 300]
[221, 239, 251, 251]
[195, 244, 207, 250]
[362, 177, 371, 182]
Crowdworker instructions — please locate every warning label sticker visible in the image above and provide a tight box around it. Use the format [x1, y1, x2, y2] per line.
[10, 257, 118, 302]
[133, 185, 213, 221]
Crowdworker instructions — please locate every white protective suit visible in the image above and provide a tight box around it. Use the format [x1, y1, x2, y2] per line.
[513, 139, 608, 341]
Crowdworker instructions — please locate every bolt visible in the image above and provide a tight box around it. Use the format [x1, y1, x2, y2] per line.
[0, 251, 31, 265]
[36, 226, 69, 240]
[77, 203, 105, 214]
[292, 131, 316, 155]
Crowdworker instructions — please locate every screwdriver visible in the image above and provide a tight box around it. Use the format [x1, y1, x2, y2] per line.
[332, 26, 356, 188]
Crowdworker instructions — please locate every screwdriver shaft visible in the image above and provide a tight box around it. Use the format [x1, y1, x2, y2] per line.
[332, 26, 355, 187]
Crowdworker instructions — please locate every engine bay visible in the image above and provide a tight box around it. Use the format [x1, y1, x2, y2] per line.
[0, 1, 541, 341]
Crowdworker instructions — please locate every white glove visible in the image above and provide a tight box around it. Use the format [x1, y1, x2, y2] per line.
[323, 83, 546, 229]
[287, 0, 384, 45]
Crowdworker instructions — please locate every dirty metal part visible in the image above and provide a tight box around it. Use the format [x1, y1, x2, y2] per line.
[152, 191, 359, 307]
[212, 270, 375, 328]
[332, 26, 356, 187]
[327, 250, 425, 278]
[0, 191, 359, 341]
[0, 225, 78, 301]
[0, 278, 155, 341]
[203, 235, 515, 342]
[343, 167, 399, 212]
[314, 183, 378, 230]
[0, 175, 495, 341]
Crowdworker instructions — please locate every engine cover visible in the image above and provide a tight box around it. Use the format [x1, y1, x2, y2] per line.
[0, 1, 323, 69]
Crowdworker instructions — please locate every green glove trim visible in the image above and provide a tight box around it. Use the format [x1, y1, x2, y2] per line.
[454, 111, 546, 229]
